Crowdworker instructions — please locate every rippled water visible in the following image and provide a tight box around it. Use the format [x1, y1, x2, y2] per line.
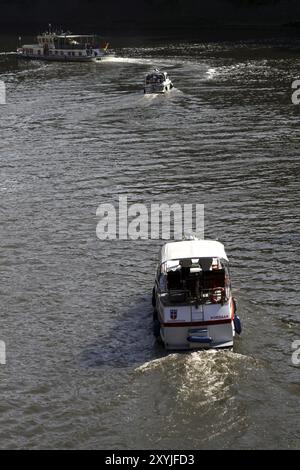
[0, 37, 299, 449]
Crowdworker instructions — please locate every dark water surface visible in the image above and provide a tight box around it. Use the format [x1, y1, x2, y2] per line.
[0, 36, 299, 449]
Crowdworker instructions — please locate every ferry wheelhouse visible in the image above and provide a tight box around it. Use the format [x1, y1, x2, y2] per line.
[17, 31, 111, 62]
[152, 239, 242, 350]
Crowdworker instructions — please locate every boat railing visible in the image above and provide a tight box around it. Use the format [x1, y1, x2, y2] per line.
[160, 287, 227, 305]
[52, 44, 96, 50]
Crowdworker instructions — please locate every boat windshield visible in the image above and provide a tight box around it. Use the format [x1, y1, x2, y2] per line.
[146, 74, 164, 84]
[53, 35, 101, 50]
[159, 258, 230, 304]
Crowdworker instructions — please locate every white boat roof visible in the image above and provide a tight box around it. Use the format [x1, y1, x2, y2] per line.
[160, 240, 229, 263]
[56, 35, 97, 38]
[22, 44, 40, 48]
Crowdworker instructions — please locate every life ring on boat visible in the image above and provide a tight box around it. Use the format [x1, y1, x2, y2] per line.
[210, 287, 225, 304]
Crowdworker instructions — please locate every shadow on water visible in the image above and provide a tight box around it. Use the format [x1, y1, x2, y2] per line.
[80, 294, 168, 369]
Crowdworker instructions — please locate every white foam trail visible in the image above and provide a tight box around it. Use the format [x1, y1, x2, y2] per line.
[96, 56, 179, 68]
[135, 353, 180, 372]
[169, 87, 183, 95]
[136, 350, 257, 375]
[143, 94, 158, 100]
[142, 88, 182, 101]
[0, 52, 16, 56]
[97, 56, 152, 65]
[206, 67, 217, 79]
[178, 351, 231, 404]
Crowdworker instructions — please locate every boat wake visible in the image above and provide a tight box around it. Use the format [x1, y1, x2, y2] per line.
[136, 349, 256, 373]
[0, 63, 50, 83]
[136, 350, 259, 406]
[142, 87, 182, 101]
[97, 56, 153, 65]
[96, 56, 180, 69]
[206, 67, 217, 79]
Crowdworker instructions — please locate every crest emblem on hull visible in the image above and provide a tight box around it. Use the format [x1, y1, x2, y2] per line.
[170, 309, 178, 320]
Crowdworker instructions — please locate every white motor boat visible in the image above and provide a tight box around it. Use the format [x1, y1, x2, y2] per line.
[144, 69, 174, 94]
[152, 239, 242, 350]
[17, 28, 113, 62]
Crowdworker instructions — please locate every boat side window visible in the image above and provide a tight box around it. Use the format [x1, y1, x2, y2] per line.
[202, 269, 225, 290]
[167, 270, 181, 290]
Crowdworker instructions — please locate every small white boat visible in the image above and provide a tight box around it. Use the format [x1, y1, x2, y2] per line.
[17, 28, 113, 62]
[144, 69, 173, 94]
[152, 239, 242, 350]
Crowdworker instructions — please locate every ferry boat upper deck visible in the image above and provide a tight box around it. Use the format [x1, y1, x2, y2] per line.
[17, 29, 111, 62]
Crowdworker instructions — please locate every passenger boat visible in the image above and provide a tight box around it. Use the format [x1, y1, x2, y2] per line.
[144, 69, 173, 94]
[17, 28, 112, 62]
[152, 239, 242, 350]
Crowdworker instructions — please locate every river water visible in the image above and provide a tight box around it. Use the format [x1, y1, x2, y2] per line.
[0, 36, 299, 449]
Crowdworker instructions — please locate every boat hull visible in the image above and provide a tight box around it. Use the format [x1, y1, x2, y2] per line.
[160, 321, 234, 350]
[153, 239, 240, 351]
[155, 296, 236, 350]
[144, 83, 173, 94]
